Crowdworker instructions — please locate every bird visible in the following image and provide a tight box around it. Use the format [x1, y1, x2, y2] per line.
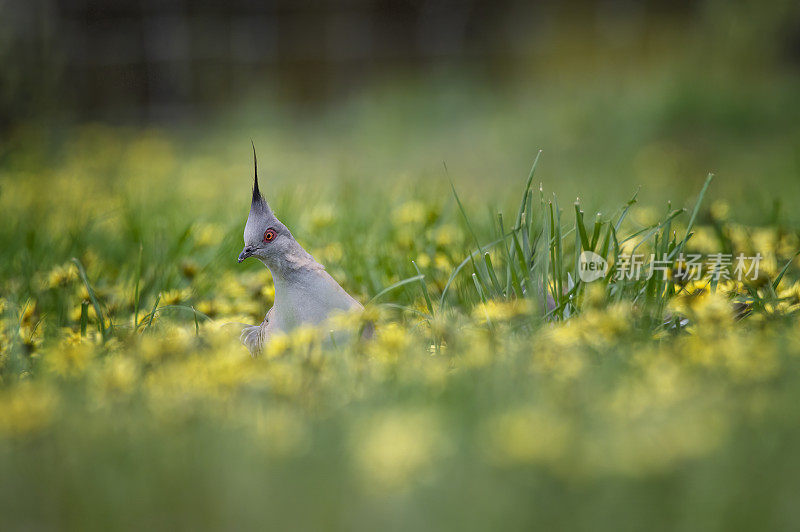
[237, 144, 364, 355]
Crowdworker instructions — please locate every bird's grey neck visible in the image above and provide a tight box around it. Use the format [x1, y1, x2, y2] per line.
[258, 241, 323, 281]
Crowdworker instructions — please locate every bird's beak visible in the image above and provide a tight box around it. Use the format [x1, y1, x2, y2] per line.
[238, 247, 253, 263]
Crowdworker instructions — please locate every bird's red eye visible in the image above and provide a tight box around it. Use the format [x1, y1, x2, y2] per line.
[263, 229, 276, 243]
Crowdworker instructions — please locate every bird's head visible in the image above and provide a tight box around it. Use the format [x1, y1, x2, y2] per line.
[238, 144, 296, 268]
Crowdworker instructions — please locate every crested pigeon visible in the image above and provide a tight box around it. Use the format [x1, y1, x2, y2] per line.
[237, 145, 364, 355]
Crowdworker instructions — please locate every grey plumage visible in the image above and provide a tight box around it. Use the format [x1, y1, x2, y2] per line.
[237, 144, 363, 354]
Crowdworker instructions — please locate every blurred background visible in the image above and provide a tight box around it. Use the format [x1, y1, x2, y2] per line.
[1, 0, 800, 216]
[3, 0, 800, 122]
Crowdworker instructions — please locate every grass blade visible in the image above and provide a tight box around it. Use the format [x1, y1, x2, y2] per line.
[483, 252, 504, 297]
[447, 165, 484, 258]
[439, 237, 504, 309]
[71, 257, 107, 341]
[590, 213, 602, 251]
[669, 174, 713, 261]
[412, 260, 435, 316]
[772, 250, 800, 290]
[80, 300, 88, 338]
[144, 293, 161, 332]
[574, 201, 591, 252]
[368, 274, 426, 305]
[615, 187, 640, 232]
[133, 243, 143, 329]
[514, 150, 543, 230]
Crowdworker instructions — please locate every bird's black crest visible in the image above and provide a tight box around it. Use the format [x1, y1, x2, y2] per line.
[251, 140, 263, 206]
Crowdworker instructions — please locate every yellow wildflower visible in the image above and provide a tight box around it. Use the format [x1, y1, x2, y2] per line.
[392, 200, 427, 227]
[482, 407, 572, 467]
[0, 383, 58, 437]
[353, 409, 446, 489]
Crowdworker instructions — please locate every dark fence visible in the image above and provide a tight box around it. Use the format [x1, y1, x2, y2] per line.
[0, 0, 738, 124]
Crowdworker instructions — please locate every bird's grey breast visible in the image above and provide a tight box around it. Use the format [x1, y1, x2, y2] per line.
[270, 268, 361, 333]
